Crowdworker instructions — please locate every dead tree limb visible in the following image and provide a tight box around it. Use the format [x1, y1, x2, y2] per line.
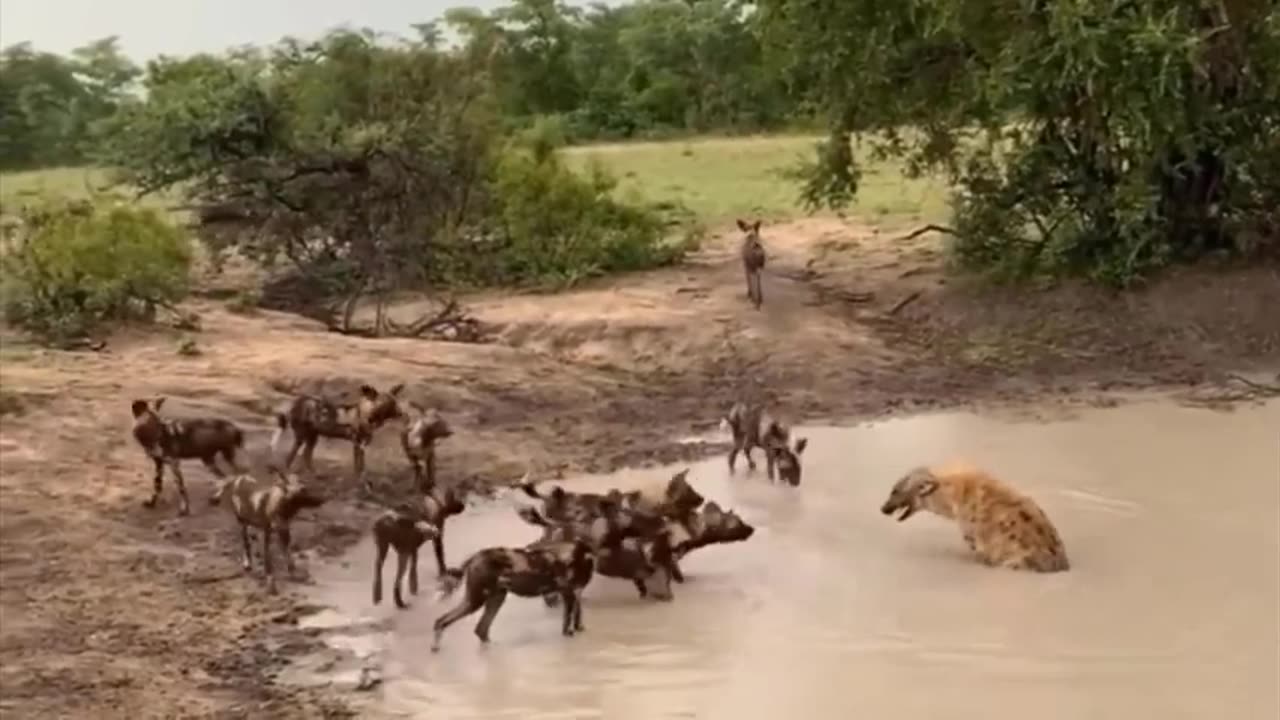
[894, 224, 960, 242]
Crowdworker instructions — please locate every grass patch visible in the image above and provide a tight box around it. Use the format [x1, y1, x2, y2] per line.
[563, 134, 950, 225]
[0, 167, 177, 213]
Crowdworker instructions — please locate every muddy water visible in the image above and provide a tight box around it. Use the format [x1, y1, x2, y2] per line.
[304, 398, 1280, 720]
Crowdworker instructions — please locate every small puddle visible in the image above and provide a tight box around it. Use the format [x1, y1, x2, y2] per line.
[301, 397, 1280, 719]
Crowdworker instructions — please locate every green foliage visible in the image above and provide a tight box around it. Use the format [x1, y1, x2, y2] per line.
[758, 0, 1280, 285]
[1, 196, 193, 341]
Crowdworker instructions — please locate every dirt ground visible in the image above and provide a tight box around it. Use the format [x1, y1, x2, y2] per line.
[1, 218, 1278, 719]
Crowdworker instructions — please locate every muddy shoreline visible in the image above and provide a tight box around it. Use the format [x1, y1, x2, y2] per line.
[1, 219, 1278, 718]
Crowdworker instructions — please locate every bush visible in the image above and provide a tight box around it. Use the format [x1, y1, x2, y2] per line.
[1, 196, 193, 341]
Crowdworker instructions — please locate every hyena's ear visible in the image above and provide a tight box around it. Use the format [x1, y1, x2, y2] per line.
[130, 399, 150, 417]
[736, 219, 750, 232]
[359, 384, 380, 401]
[794, 438, 808, 455]
[918, 478, 939, 497]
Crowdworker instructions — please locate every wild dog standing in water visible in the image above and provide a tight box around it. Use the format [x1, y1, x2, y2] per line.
[371, 507, 440, 609]
[210, 470, 326, 593]
[722, 402, 808, 485]
[737, 218, 767, 309]
[131, 397, 247, 516]
[416, 477, 468, 576]
[399, 403, 452, 491]
[880, 462, 1070, 573]
[431, 539, 595, 651]
[519, 468, 705, 523]
[270, 383, 406, 483]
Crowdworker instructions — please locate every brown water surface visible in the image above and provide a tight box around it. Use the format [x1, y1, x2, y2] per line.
[304, 398, 1280, 719]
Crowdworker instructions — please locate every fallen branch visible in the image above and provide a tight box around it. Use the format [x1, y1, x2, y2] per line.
[1224, 373, 1280, 394]
[888, 290, 923, 316]
[894, 224, 959, 242]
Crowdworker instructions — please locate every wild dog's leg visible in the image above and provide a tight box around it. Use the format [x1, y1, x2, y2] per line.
[278, 525, 295, 574]
[283, 431, 304, 472]
[571, 588, 584, 632]
[144, 457, 165, 508]
[431, 589, 486, 652]
[474, 590, 508, 643]
[409, 546, 420, 596]
[425, 450, 437, 492]
[240, 523, 254, 572]
[169, 461, 191, 516]
[432, 535, 448, 577]
[543, 591, 561, 607]
[765, 448, 777, 482]
[301, 434, 319, 475]
[559, 589, 576, 636]
[372, 533, 389, 605]
[633, 579, 648, 598]
[753, 271, 764, 309]
[202, 455, 228, 505]
[744, 443, 757, 471]
[353, 441, 368, 487]
[744, 266, 753, 299]
[262, 525, 277, 594]
[393, 548, 411, 609]
[669, 557, 686, 584]
[728, 440, 740, 474]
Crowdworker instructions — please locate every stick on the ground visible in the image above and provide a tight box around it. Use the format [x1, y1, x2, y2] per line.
[894, 224, 959, 242]
[1224, 373, 1280, 394]
[888, 290, 922, 316]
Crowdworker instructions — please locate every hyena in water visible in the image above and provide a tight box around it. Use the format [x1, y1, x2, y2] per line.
[721, 401, 808, 486]
[737, 218, 766, 310]
[431, 540, 595, 651]
[130, 397, 247, 516]
[879, 462, 1070, 573]
[270, 383, 407, 482]
[210, 470, 326, 594]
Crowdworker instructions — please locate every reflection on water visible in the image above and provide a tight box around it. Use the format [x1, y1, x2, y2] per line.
[306, 398, 1280, 720]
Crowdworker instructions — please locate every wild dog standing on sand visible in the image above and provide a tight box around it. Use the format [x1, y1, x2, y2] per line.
[130, 397, 247, 516]
[879, 462, 1071, 573]
[371, 507, 440, 609]
[270, 383, 406, 482]
[519, 468, 705, 523]
[399, 403, 452, 491]
[209, 470, 326, 593]
[737, 218, 767, 310]
[721, 401, 808, 485]
[431, 539, 595, 651]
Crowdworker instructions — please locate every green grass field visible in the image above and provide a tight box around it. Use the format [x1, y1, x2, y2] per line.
[1, 135, 951, 227]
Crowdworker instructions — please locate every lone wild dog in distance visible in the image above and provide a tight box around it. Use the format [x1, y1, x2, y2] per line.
[210, 470, 327, 593]
[271, 383, 407, 482]
[431, 540, 595, 651]
[400, 402, 452, 491]
[371, 508, 440, 609]
[880, 462, 1071, 573]
[722, 402, 808, 485]
[130, 397, 247, 516]
[737, 218, 766, 309]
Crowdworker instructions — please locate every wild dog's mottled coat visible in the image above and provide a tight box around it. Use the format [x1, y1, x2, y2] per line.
[517, 505, 673, 601]
[431, 540, 595, 651]
[880, 462, 1070, 573]
[737, 218, 766, 309]
[371, 508, 440, 609]
[270, 383, 406, 480]
[415, 479, 468, 576]
[399, 403, 452, 491]
[210, 472, 326, 593]
[519, 468, 705, 524]
[130, 397, 246, 516]
[722, 402, 808, 485]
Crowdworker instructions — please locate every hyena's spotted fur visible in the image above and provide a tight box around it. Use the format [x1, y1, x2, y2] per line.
[371, 508, 440, 609]
[210, 471, 326, 594]
[270, 383, 407, 481]
[737, 218, 766, 310]
[431, 540, 595, 651]
[880, 462, 1070, 573]
[130, 397, 247, 516]
[722, 402, 808, 485]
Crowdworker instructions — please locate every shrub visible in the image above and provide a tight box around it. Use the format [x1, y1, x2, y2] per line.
[1, 196, 193, 341]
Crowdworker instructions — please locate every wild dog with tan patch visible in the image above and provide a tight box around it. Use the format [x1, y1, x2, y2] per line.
[371, 507, 440, 609]
[130, 397, 247, 516]
[210, 470, 326, 593]
[737, 218, 767, 309]
[399, 403, 452, 491]
[415, 478, 468, 576]
[648, 501, 757, 585]
[270, 383, 407, 482]
[721, 402, 808, 485]
[879, 462, 1071, 573]
[519, 468, 705, 524]
[431, 539, 595, 651]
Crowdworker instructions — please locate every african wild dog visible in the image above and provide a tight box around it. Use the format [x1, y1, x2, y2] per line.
[880, 462, 1070, 572]
[415, 477, 468, 576]
[431, 539, 595, 651]
[518, 506, 676, 601]
[209, 470, 326, 594]
[666, 501, 756, 570]
[737, 218, 766, 310]
[519, 468, 705, 523]
[722, 401, 808, 486]
[371, 507, 440, 609]
[399, 402, 452, 491]
[130, 397, 247, 516]
[270, 383, 407, 482]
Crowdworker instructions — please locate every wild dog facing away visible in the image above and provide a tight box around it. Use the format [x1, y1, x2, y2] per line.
[722, 402, 809, 485]
[737, 218, 766, 310]
[270, 383, 407, 483]
[130, 397, 247, 516]
[880, 462, 1071, 573]
[519, 468, 706, 523]
[209, 470, 327, 594]
[371, 507, 440, 609]
[431, 539, 595, 651]
[416, 477, 469, 576]
[399, 403, 452, 491]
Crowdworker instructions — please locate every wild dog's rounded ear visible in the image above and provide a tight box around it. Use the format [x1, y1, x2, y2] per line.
[599, 497, 618, 516]
[794, 438, 808, 454]
[703, 501, 723, 514]
[550, 486, 567, 501]
[671, 468, 690, 484]
[388, 383, 406, 397]
[736, 219, 750, 232]
[359, 384, 380, 400]
[130, 400, 150, 417]
[752, 220, 761, 233]
[153, 396, 167, 411]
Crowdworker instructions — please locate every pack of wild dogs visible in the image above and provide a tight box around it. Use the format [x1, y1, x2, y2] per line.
[126, 220, 1070, 651]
